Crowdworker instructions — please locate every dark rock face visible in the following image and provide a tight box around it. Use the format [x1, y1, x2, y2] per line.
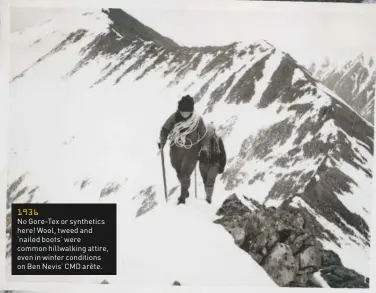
[100, 182, 120, 198]
[259, 54, 316, 108]
[320, 265, 368, 288]
[12, 29, 88, 82]
[216, 194, 252, 246]
[321, 249, 343, 267]
[225, 53, 271, 105]
[214, 194, 369, 288]
[217, 194, 253, 216]
[103, 9, 179, 50]
[78, 178, 91, 190]
[263, 243, 298, 286]
[134, 185, 158, 217]
[300, 163, 370, 244]
[206, 72, 237, 113]
[318, 249, 368, 288]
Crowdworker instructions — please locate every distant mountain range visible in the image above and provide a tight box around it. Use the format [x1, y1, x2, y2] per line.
[308, 54, 375, 124]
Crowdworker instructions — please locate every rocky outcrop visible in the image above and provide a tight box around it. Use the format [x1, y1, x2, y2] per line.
[214, 194, 369, 288]
[262, 243, 298, 286]
[320, 265, 368, 288]
[321, 249, 342, 267]
[134, 185, 158, 217]
[100, 181, 120, 198]
[318, 249, 369, 288]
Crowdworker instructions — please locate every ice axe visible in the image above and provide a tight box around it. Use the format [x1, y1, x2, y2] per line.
[158, 143, 168, 202]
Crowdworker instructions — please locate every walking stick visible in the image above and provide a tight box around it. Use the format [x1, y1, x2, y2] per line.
[160, 148, 168, 202]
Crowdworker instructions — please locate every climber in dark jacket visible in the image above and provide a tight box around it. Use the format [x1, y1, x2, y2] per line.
[198, 122, 226, 204]
[158, 95, 208, 204]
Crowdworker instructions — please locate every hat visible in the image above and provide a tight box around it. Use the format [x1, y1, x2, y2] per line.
[207, 122, 216, 132]
[178, 95, 194, 112]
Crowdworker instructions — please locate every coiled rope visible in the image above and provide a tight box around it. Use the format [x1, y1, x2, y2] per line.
[168, 112, 207, 149]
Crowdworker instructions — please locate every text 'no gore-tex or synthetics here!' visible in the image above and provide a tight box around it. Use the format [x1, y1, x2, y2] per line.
[12, 203, 116, 275]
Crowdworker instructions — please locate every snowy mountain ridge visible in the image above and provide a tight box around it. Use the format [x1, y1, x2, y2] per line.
[7, 9, 372, 287]
[308, 53, 375, 124]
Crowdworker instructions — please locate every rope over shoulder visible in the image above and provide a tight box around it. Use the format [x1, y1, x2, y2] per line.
[168, 112, 207, 149]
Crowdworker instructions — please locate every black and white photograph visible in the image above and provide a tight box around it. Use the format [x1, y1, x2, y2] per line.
[6, 0, 375, 288]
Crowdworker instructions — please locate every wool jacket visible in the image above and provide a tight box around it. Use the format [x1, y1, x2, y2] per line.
[199, 134, 226, 171]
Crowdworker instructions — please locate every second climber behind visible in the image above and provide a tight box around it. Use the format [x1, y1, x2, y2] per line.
[198, 122, 227, 204]
[158, 95, 209, 205]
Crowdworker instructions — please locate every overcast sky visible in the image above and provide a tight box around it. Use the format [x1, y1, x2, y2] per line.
[10, 1, 376, 65]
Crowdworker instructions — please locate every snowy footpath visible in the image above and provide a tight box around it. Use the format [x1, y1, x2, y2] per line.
[112, 197, 277, 286]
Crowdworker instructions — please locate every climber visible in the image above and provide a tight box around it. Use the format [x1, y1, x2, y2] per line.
[198, 122, 226, 204]
[158, 95, 208, 205]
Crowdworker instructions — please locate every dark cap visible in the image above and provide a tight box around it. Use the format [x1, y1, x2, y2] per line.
[178, 95, 194, 112]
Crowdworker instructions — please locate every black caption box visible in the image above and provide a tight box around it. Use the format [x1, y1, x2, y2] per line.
[12, 203, 116, 275]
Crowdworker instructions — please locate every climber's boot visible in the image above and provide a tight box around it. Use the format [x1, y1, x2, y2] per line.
[177, 178, 190, 205]
[205, 187, 214, 204]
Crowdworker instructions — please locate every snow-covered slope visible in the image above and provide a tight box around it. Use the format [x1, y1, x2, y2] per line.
[120, 201, 276, 285]
[7, 9, 373, 285]
[309, 54, 375, 124]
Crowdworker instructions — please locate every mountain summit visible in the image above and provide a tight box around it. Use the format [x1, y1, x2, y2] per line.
[8, 9, 372, 287]
[102, 9, 179, 49]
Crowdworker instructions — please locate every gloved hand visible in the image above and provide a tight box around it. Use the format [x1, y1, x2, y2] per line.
[200, 145, 209, 155]
[199, 149, 208, 161]
[158, 142, 164, 150]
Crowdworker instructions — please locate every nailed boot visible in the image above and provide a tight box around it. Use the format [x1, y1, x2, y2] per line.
[177, 179, 190, 205]
[177, 196, 185, 205]
[205, 187, 214, 204]
[177, 190, 189, 205]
